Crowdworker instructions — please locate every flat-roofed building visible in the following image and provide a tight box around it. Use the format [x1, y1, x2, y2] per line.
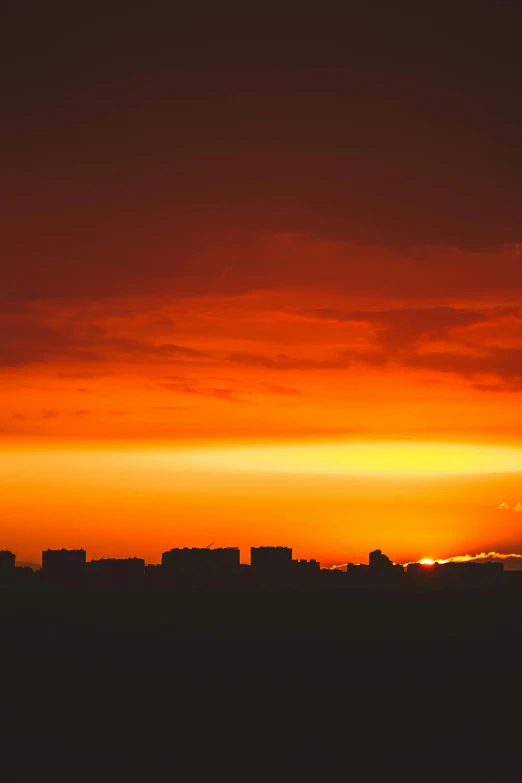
[161, 547, 240, 586]
[88, 558, 145, 588]
[42, 549, 86, 587]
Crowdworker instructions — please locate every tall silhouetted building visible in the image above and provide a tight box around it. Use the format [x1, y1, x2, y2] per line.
[42, 549, 86, 587]
[367, 550, 404, 585]
[369, 550, 393, 570]
[251, 547, 292, 570]
[250, 547, 293, 586]
[161, 547, 240, 585]
[0, 550, 16, 579]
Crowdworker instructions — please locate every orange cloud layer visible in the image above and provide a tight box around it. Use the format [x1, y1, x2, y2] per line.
[3, 272, 522, 443]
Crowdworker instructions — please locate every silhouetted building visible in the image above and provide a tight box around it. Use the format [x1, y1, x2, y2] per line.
[3, 539, 517, 595]
[250, 547, 293, 586]
[13, 566, 38, 587]
[292, 558, 320, 573]
[407, 563, 433, 577]
[505, 570, 522, 588]
[320, 568, 348, 588]
[369, 549, 394, 570]
[251, 547, 292, 570]
[144, 564, 162, 588]
[161, 547, 240, 586]
[347, 563, 368, 572]
[346, 563, 371, 586]
[347, 551, 404, 587]
[292, 558, 320, 586]
[42, 549, 86, 587]
[0, 550, 16, 579]
[87, 558, 145, 588]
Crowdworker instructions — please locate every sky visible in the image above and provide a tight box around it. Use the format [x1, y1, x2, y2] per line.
[2, 1, 522, 565]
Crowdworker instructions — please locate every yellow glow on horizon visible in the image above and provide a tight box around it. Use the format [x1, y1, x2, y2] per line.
[418, 558, 436, 565]
[2, 441, 522, 565]
[173, 441, 522, 477]
[3, 441, 522, 485]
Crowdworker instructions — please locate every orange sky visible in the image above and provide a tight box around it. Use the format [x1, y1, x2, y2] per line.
[3, 4, 522, 565]
[4, 253, 522, 566]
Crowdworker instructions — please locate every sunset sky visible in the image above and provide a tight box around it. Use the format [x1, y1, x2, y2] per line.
[2, 2, 522, 566]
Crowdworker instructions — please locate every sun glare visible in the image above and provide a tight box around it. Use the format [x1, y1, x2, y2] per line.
[418, 558, 436, 565]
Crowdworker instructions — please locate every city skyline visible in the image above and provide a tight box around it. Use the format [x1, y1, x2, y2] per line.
[3, 542, 522, 572]
[1, 545, 517, 591]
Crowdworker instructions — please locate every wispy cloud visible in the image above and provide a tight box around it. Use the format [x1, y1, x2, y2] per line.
[263, 384, 301, 396]
[301, 305, 522, 387]
[405, 552, 522, 569]
[162, 380, 244, 402]
[497, 502, 522, 511]
[228, 351, 353, 371]
[0, 316, 208, 369]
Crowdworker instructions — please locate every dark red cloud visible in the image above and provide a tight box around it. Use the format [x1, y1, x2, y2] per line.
[2, 0, 522, 417]
[162, 379, 244, 402]
[305, 306, 522, 352]
[3, 303, 522, 391]
[0, 316, 208, 367]
[226, 305, 522, 386]
[406, 348, 522, 388]
[2, 2, 522, 306]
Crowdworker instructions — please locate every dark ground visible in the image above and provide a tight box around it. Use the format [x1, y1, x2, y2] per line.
[1, 589, 520, 781]
[2, 586, 522, 639]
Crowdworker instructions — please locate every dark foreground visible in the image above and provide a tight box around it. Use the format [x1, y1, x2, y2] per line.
[2, 586, 522, 640]
[2, 589, 521, 781]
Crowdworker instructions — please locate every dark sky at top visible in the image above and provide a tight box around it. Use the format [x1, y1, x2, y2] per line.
[2, 1, 522, 303]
